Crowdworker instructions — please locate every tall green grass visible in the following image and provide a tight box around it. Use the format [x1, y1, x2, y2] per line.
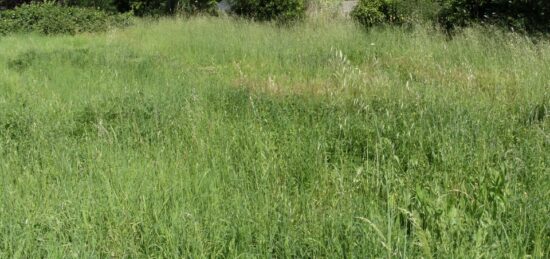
[0, 17, 549, 257]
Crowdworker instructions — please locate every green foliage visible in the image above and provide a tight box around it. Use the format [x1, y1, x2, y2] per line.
[0, 0, 219, 16]
[229, 0, 306, 22]
[350, 0, 387, 28]
[115, 0, 218, 16]
[182, 0, 219, 14]
[0, 18, 549, 257]
[65, 0, 118, 11]
[0, 0, 118, 11]
[124, 0, 174, 15]
[351, 0, 440, 28]
[0, 0, 32, 9]
[0, 2, 131, 35]
[350, 0, 550, 34]
[438, 0, 550, 34]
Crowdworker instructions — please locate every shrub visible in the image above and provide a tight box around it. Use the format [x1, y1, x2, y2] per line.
[228, 0, 306, 22]
[111, 0, 218, 16]
[0, 0, 219, 16]
[65, 0, 118, 12]
[0, 0, 118, 11]
[350, 0, 385, 28]
[0, 2, 131, 35]
[438, 0, 550, 34]
[182, 0, 219, 14]
[121, 0, 174, 15]
[350, 0, 402, 28]
[351, 0, 442, 29]
[0, 0, 32, 10]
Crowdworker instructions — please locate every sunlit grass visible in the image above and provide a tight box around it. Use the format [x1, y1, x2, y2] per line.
[0, 17, 549, 257]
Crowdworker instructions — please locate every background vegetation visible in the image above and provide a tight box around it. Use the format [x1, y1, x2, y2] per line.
[349, 0, 550, 34]
[437, 0, 550, 34]
[3, 0, 550, 34]
[228, 0, 306, 22]
[0, 2, 131, 35]
[0, 16, 549, 257]
[0, 0, 220, 15]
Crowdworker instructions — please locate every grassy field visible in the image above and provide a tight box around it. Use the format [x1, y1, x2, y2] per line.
[0, 17, 549, 257]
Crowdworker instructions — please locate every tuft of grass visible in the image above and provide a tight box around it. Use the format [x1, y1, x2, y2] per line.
[0, 17, 549, 257]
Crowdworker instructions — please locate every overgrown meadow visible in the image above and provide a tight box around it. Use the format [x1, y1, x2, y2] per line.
[0, 17, 549, 257]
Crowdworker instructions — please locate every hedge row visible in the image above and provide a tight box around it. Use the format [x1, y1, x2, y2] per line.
[351, 0, 550, 34]
[1, 0, 308, 21]
[0, 0, 219, 15]
[0, 1, 308, 36]
[0, 2, 131, 35]
[2, 1, 549, 35]
[438, 0, 550, 34]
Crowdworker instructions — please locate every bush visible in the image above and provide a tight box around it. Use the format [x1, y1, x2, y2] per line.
[182, 0, 219, 14]
[351, 0, 441, 29]
[0, 0, 31, 10]
[228, 0, 306, 22]
[0, 2, 131, 35]
[350, 0, 403, 28]
[438, 0, 550, 34]
[65, 0, 118, 12]
[109, 0, 218, 16]
[350, 0, 550, 35]
[350, 0, 386, 28]
[0, 0, 219, 16]
[0, 0, 118, 11]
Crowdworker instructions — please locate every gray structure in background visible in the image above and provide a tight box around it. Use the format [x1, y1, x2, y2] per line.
[217, 0, 231, 12]
[341, 1, 358, 16]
